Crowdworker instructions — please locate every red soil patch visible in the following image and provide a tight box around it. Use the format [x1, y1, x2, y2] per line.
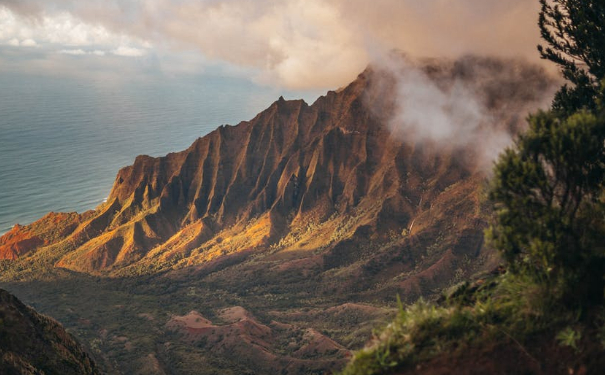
[0, 225, 44, 259]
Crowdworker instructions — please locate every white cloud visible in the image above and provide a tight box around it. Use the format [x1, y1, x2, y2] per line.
[7, 38, 19, 46]
[20, 38, 37, 47]
[0, 6, 150, 53]
[112, 46, 146, 57]
[0, 0, 547, 89]
[59, 48, 86, 55]
[59, 49, 109, 56]
[62, 0, 542, 89]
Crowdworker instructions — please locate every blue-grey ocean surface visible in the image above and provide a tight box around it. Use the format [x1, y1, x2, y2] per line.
[0, 73, 319, 234]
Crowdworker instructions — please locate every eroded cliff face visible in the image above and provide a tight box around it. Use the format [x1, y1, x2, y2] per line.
[1, 57, 553, 296]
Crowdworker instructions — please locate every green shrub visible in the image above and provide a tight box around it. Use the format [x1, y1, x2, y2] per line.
[487, 110, 605, 306]
[556, 326, 582, 350]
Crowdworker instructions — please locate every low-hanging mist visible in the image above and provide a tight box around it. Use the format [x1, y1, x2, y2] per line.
[367, 55, 559, 171]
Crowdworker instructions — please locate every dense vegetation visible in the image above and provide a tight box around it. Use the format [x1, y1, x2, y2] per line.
[341, 1, 605, 373]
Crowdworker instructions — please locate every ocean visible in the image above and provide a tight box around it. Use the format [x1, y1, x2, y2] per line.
[0, 73, 320, 234]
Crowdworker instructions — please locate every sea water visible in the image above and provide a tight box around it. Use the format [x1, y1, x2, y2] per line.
[0, 73, 319, 234]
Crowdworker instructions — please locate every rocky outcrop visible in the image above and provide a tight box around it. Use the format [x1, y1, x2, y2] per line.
[0, 289, 101, 375]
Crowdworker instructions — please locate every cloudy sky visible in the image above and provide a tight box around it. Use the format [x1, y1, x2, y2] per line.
[0, 0, 545, 90]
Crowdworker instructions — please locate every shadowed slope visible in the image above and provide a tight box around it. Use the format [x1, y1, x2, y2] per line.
[0, 289, 100, 375]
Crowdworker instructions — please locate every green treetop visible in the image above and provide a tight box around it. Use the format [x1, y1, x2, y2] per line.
[538, 0, 605, 114]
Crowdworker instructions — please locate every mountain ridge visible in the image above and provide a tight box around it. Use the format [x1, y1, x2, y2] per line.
[2, 57, 554, 278]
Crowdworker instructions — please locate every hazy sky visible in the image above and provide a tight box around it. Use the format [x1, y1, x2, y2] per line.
[0, 0, 544, 90]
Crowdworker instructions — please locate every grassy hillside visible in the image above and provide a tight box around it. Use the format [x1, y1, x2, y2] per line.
[340, 271, 605, 374]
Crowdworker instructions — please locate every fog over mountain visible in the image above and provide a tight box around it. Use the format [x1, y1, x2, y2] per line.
[370, 54, 558, 171]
